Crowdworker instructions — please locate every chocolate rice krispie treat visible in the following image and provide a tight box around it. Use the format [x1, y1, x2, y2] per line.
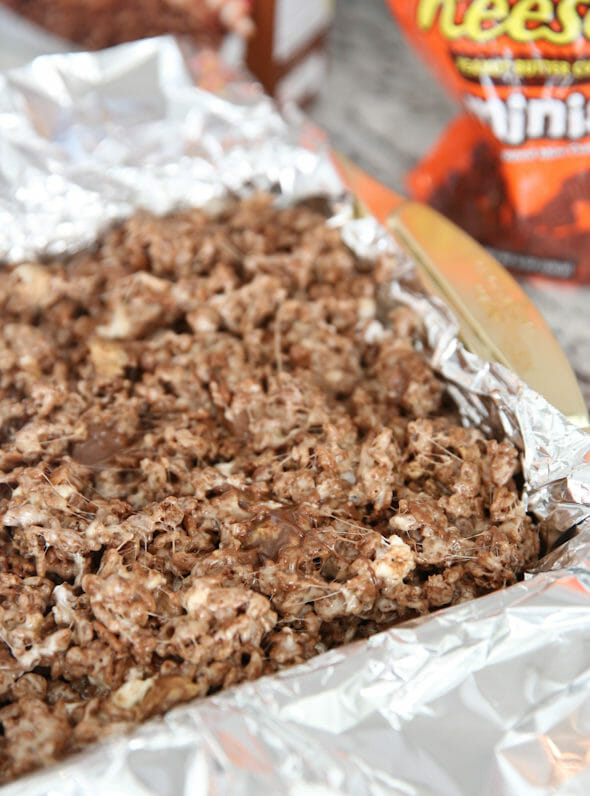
[2, 0, 253, 49]
[0, 196, 541, 782]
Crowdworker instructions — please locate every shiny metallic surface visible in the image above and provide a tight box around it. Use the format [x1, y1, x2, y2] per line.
[1, 25, 589, 796]
[0, 30, 346, 264]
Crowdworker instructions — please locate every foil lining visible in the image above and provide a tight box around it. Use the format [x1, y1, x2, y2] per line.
[1, 27, 589, 796]
[0, 7, 69, 72]
[0, 30, 345, 264]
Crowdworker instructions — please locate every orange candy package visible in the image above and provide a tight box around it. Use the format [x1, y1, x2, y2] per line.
[386, 0, 590, 282]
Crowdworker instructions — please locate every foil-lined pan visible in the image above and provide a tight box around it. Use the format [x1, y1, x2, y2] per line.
[0, 20, 589, 796]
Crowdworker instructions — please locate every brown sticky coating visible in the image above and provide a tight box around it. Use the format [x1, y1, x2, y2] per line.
[0, 195, 541, 783]
[2, 0, 254, 49]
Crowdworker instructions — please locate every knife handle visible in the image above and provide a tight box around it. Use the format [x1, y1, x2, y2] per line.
[331, 151, 404, 221]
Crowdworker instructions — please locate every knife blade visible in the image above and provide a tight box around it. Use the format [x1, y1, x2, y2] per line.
[332, 152, 589, 429]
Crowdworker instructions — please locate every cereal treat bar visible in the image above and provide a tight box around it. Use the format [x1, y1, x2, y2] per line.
[2, 0, 253, 49]
[0, 196, 541, 782]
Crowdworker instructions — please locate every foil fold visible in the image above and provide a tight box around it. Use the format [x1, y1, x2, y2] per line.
[1, 27, 589, 796]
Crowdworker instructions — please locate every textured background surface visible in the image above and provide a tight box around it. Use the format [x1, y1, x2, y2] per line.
[310, 0, 590, 415]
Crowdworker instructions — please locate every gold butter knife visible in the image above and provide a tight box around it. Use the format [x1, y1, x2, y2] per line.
[333, 153, 589, 429]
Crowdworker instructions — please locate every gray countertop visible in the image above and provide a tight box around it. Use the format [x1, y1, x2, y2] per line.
[309, 0, 590, 415]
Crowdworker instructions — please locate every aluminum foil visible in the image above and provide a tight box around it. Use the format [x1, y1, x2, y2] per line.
[0, 6, 70, 72]
[0, 32, 345, 263]
[1, 27, 590, 796]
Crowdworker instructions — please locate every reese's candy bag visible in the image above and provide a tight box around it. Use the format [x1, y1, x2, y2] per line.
[387, 0, 590, 282]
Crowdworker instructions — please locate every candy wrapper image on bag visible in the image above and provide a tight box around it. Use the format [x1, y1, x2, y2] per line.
[387, 0, 590, 282]
[0, 21, 590, 795]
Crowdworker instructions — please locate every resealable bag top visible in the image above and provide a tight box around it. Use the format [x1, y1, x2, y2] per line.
[387, 0, 590, 282]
